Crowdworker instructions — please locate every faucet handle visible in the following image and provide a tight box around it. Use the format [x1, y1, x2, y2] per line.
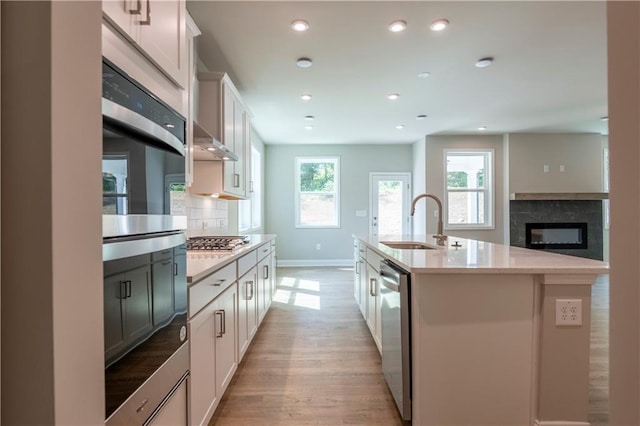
[433, 234, 448, 246]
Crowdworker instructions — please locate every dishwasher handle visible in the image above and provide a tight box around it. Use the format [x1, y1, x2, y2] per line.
[380, 273, 400, 292]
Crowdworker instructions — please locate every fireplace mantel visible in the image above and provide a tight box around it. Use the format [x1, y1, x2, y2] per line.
[510, 192, 609, 201]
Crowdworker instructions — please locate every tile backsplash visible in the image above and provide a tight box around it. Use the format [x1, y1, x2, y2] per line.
[186, 192, 229, 237]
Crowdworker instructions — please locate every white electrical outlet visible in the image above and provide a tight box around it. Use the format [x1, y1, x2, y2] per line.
[316, 243, 321, 250]
[555, 299, 582, 326]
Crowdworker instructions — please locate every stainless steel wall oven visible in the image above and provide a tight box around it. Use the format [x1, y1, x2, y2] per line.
[102, 58, 189, 425]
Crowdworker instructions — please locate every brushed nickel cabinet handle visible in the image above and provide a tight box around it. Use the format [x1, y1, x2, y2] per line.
[233, 173, 240, 188]
[174, 263, 178, 276]
[139, 0, 151, 25]
[215, 310, 224, 338]
[118, 281, 127, 299]
[246, 280, 254, 300]
[263, 265, 269, 279]
[369, 278, 377, 297]
[126, 280, 132, 298]
[355, 260, 361, 275]
[212, 278, 226, 287]
[128, 0, 141, 15]
[221, 309, 226, 335]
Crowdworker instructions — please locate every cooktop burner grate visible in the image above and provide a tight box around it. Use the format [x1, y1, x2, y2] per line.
[186, 236, 249, 251]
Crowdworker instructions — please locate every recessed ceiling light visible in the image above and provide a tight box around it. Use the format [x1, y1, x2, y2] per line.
[388, 20, 407, 32]
[305, 124, 315, 130]
[475, 57, 494, 68]
[296, 57, 313, 68]
[396, 124, 405, 129]
[600, 116, 609, 121]
[207, 147, 216, 152]
[416, 115, 428, 120]
[291, 20, 309, 32]
[387, 93, 400, 100]
[304, 115, 315, 121]
[430, 19, 449, 31]
[301, 93, 312, 101]
[478, 126, 487, 131]
[417, 72, 431, 78]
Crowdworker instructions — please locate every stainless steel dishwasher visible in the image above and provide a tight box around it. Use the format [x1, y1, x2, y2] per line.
[379, 259, 411, 422]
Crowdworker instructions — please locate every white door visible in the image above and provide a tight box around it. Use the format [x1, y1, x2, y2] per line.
[370, 173, 411, 236]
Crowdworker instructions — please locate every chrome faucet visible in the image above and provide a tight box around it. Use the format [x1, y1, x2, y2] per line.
[410, 193, 448, 246]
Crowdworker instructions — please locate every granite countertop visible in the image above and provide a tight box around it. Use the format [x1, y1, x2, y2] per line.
[187, 234, 276, 283]
[356, 234, 609, 274]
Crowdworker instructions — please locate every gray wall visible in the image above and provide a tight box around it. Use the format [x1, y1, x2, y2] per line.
[265, 144, 412, 265]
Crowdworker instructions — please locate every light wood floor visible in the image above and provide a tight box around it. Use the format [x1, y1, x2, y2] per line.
[210, 267, 609, 426]
[209, 267, 404, 425]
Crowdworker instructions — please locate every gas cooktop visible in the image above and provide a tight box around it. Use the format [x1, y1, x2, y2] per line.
[186, 235, 250, 251]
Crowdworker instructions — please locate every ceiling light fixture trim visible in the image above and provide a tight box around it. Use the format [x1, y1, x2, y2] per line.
[291, 19, 309, 32]
[296, 57, 313, 68]
[387, 93, 400, 100]
[388, 20, 407, 32]
[304, 115, 315, 121]
[418, 72, 431, 78]
[301, 93, 312, 101]
[416, 115, 428, 120]
[430, 19, 449, 31]
[475, 57, 494, 68]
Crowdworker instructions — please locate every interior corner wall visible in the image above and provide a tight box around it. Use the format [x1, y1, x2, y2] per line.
[502, 134, 511, 245]
[1, 2, 104, 424]
[607, 2, 640, 424]
[508, 133, 604, 193]
[412, 138, 427, 235]
[425, 134, 505, 244]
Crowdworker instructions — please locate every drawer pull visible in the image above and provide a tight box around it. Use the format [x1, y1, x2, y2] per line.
[215, 310, 224, 337]
[246, 280, 254, 300]
[212, 279, 226, 287]
[369, 278, 377, 297]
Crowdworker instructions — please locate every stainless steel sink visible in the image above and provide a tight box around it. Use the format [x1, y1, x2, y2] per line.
[380, 241, 437, 250]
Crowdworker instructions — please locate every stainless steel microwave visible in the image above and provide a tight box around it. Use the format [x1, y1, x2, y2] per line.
[102, 58, 187, 240]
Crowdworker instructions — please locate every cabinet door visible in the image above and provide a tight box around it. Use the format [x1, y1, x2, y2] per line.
[152, 259, 175, 326]
[367, 264, 381, 349]
[359, 256, 368, 318]
[174, 251, 187, 313]
[189, 301, 218, 426]
[136, 0, 187, 88]
[104, 272, 127, 362]
[102, 0, 138, 42]
[147, 375, 188, 426]
[238, 267, 257, 361]
[232, 100, 246, 196]
[353, 244, 361, 306]
[215, 284, 237, 397]
[222, 84, 237, 195]
[124, 265, 154, 344]
[257, 256, 270, 323]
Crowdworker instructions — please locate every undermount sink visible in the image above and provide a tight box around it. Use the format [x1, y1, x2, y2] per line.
[380, 241, 437, 250]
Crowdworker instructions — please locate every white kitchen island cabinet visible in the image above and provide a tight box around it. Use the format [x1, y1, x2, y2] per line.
[354, 234, 608, 426]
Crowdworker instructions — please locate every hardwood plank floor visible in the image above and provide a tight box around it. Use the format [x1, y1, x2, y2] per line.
[209, 267, 404, 426]
[209, 267, 609, 426]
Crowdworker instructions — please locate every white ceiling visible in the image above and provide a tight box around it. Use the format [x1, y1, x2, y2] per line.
[186, 1, 608, 145]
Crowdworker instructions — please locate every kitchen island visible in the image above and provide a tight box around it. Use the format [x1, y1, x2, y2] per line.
[354, 234, 608, 426]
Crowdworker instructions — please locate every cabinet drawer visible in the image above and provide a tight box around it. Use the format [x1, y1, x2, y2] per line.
[189, 261, 236, 318]
[366, 248, 384, 272]
[152, 248, 173, 262]
[257, 243, 271, 261]
[238, 250, 257, 277]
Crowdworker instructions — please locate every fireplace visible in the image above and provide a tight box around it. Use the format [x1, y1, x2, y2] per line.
[510, 197, 604, 260]
[526, 222, 588, 250]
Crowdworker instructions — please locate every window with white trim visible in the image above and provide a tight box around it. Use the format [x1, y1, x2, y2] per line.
[295, 157, 340, 228]
[444, 149, 494, 229]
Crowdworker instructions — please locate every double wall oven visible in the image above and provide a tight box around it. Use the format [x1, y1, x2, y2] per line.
[102, 58, 189, 425]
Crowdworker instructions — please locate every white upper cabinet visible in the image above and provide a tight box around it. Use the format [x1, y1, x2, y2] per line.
[103, 0, 187, 89]
[191, 73, 250, 199]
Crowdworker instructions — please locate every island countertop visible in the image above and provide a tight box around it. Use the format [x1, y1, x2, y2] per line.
[187, 234, 276, 283]
[355, 234, 609, 274]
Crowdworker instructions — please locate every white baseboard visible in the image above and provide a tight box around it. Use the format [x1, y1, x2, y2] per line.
[277, 259, 353, 267]
[534, 420, 590, 426]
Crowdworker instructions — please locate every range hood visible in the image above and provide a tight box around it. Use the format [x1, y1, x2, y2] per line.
[192, 121, 238, 161]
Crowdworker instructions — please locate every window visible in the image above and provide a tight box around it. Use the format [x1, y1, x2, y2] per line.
[444, 149, 493, 229]
[102, 156, 128, 215]
[295, 157, 340, 228]
[239, 146, 262, 232]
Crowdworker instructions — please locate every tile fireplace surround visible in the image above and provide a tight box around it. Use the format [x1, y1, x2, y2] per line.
[509, 193, 607, 260]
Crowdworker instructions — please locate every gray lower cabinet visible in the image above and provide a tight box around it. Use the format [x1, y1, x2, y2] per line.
[152, 258, 175, 326]
[104, 264, 153, 364]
